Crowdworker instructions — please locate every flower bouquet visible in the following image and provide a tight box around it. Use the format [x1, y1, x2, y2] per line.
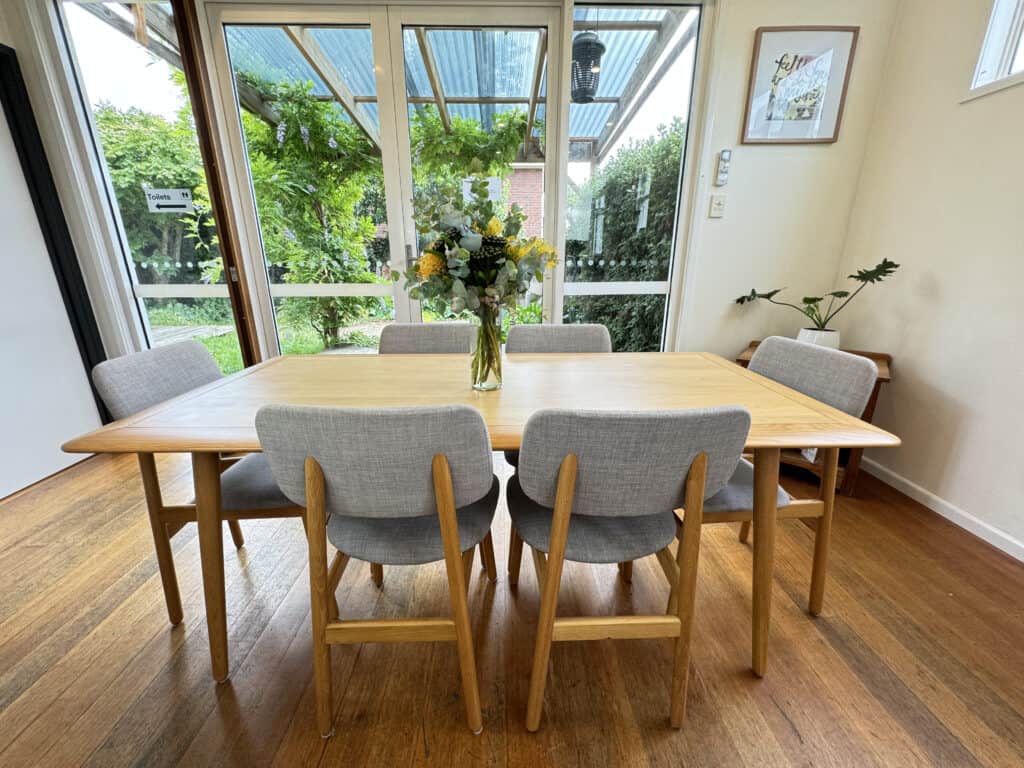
[397, 174, 558, 390]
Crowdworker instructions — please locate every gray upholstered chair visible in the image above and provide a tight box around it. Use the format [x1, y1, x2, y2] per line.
[377, 322, 476, 354]
[707, 336, 878, 616]
[256, 404, 499, 736]
[377, 320, 495, 585]
[92, 340, 296, 626]
[507, 407, 751, 730]
[505, 323, 612, 354]
[502, 322, 613, 474]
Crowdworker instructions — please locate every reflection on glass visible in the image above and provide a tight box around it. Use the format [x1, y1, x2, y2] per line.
[562, 5, 700, 351]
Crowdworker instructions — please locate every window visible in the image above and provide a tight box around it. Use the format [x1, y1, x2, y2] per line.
[972, 0, 1024, 90]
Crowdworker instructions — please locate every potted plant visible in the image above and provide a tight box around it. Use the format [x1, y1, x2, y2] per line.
[398, 173, 558, 390]
[734, 259, 899, 348]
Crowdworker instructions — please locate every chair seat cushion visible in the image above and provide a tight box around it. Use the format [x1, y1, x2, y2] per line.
[703, 459, 791, 514]
[327, 476, 499, 566]
[219, 453, 295, 511]
[507, 475, 676, 564]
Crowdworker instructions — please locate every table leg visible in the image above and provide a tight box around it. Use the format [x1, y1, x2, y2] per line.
[192, 451, 229, 682]
[751, 447, 780, 678]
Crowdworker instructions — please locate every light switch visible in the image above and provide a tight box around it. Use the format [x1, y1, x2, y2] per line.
[709, 194, 727, 218]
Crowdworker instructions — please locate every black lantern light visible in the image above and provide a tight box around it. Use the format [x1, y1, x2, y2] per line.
[571, 31, 605, 104]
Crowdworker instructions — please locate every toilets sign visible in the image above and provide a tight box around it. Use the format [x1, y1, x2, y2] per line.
[143, 187, 194, 214]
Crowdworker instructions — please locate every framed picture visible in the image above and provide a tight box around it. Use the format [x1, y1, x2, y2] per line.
[741, 26, 859, 144]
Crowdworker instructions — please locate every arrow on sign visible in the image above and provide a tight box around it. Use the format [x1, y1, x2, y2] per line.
[155, 204, 190, 210]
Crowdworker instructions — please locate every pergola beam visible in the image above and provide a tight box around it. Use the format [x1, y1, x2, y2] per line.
[414, 27, 451, 133]
[82, 3, 278, 125]
[572, 20, 663, 32]
[595, 9, 697, 160]
[284, 26, 380, 148]
[523, 29, 547, 160]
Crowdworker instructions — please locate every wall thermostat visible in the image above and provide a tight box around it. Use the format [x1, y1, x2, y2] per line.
[714, 149, 732, 186]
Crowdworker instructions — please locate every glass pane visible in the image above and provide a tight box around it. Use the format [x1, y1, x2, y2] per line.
[61, 1, 244, 373]
[401, 24, 548, 323]
[563, 5, 700, 351]
[563, 295, 666, 352]
[223, 24, 395, 352]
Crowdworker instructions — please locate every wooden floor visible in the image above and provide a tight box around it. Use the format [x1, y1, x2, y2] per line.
[1, 454, 1023, 767]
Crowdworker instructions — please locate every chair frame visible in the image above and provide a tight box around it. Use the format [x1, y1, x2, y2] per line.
[137, 451, 301, 625]
[727, 446, 840, 615]
[305, 453, 486, 737]
[509, 452, 708, 731]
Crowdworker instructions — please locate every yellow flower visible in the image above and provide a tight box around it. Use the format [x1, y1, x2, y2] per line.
[484, 216, 503, 237]
[507, 243, 526, 263]
[417, 252, 446, 279]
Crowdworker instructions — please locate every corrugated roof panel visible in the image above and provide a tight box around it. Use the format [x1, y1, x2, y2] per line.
[585, 30, 656, 97]
[307, 27, 377, 97]
[225, 26, 329, 96]
[569, 101, 615, 138]
[425, 29, 540, 98]
[402, 29, 431, 98]
[573, 7, 668, 23]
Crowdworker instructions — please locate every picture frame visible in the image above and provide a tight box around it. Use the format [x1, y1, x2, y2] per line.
[741, 26, 859, 145]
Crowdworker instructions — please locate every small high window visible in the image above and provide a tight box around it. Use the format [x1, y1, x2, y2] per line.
[973, 0, 1024, 90]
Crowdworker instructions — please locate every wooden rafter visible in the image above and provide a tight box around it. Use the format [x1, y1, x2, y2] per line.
[284, 26, 380, 148]
[414, 27, 451, 133]
[523, 29, 547, 159]
[595, 9, 697, 160]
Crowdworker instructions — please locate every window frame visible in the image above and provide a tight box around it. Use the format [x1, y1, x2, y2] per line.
[966, 0, 1024, 101]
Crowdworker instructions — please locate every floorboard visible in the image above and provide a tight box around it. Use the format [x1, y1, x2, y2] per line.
[0, 453, 1022, 767]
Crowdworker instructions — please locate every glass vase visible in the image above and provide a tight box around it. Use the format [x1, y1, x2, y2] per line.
[471, 305, 503, 390]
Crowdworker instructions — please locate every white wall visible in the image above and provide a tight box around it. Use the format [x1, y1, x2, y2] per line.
[0, 104, 101, 498]
[676, 0, 899, 355]
[832, 0, 1024, 553]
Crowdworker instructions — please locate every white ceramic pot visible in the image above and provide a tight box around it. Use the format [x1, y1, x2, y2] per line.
[796, 328, 840, 349]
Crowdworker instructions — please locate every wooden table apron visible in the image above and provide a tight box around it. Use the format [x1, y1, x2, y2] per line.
[64, 353, 900, 682]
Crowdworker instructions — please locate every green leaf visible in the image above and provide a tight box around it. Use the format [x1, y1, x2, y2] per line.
[801, 296, 824, 305]
[849, 258, 900, 284]
[826, 290, 850, 298]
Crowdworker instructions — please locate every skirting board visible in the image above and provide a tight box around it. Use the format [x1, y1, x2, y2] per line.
[862, 458, 1024, 563]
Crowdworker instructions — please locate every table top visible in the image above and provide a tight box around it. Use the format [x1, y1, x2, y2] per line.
[63, 352, 901, 454]
[736, 340, 892, 382]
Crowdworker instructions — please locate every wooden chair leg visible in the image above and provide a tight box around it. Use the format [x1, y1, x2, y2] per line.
[618, 561, 633, 583]
[480, 532, 498, 583]
[304, 458, 334, 738]
[433, 455, 483, 734]
[809, 447, 840, 616]
[462, 547, 475, 591]
[370, 562, 384, 588]
[137, 453, 183, 626]
[670, 453, 706, 727]
[227, 520, 245, 549]
[738, 520, 751, 544]
[526, 454, 577, 732]
[508, 527, 524, 586]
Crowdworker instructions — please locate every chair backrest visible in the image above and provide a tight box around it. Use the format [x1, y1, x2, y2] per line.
[518, 407, 751, 518]
[378, 322, 476, 354]
[505, 323, 612, 354]
[92, 340, 222, 420]
[256, 404, 493, 518]
[749, 336, 878, 417]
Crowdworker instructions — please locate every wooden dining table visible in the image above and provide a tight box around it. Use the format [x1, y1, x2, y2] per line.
[63, 351, 900, 683]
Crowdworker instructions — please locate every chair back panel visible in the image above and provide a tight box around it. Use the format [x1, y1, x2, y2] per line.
[518, 407, 750, 517]
[378, 322, 476, 354]
[505, 324, 612, 354]
[256, 404, 493, 518]
[749, 336, 878, 417]
[92, 340, 222, 419]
